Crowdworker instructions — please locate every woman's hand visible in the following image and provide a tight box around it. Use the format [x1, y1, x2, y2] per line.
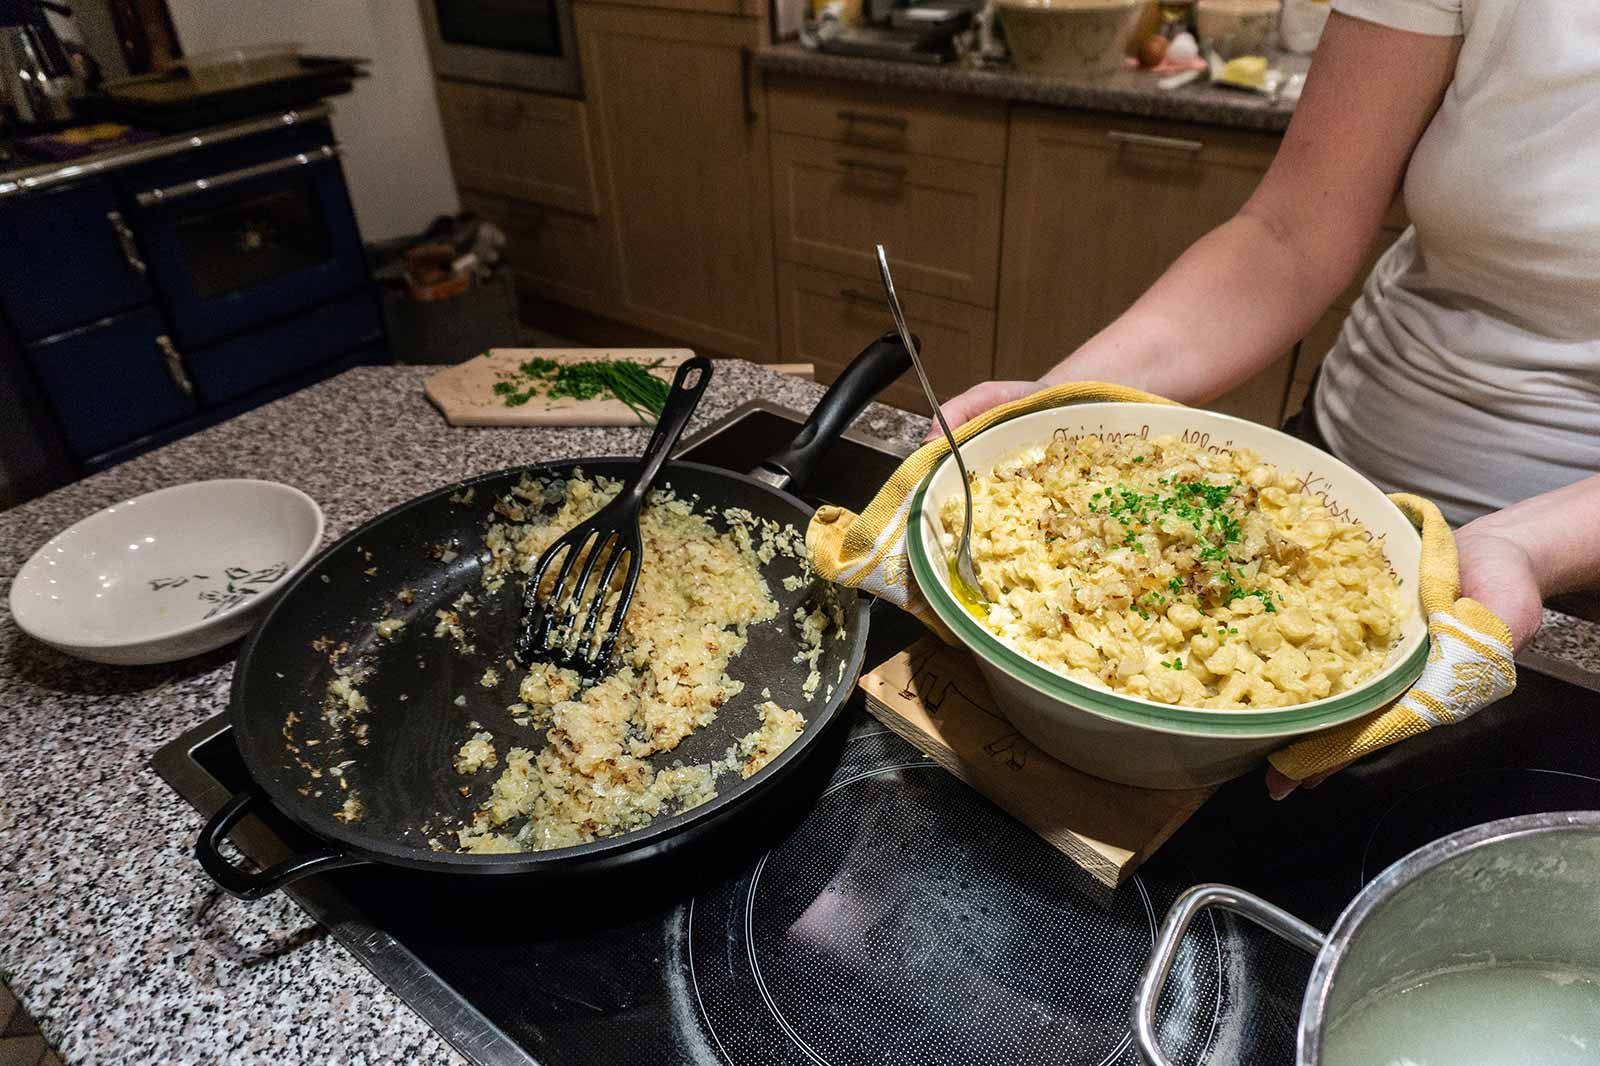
[924, 380, 1039, 442]
[1267, 515, 1551, 800]
[1454, 523, 1545, 651]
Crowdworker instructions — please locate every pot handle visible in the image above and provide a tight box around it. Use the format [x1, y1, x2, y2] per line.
[195, 788, 367, 901]
[753, 330, 914, 492]
[1133, 884, 1326, 1066]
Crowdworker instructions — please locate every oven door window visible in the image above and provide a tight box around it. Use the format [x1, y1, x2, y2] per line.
[434, 0, 563, 58]
[173, 178, 334, 302]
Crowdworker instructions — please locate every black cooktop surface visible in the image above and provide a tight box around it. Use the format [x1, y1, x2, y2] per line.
[155, 401, 1600, 1066]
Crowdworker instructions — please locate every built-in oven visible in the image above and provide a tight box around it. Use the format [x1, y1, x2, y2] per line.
[420, 0, 582, 97]
[120, 125, 370, 350]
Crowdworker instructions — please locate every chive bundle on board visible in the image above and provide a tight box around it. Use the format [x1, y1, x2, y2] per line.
[492, 357, 672, 421]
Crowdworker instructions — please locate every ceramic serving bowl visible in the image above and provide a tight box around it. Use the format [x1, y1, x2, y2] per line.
[908, 404, 1429, 789]
[10, 480, 324, 665]
[1195, 0, 1283, 56]
[997, 0, 1145, 76]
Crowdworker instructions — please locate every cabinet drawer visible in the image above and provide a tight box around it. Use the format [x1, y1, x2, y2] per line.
[437, 80, 600, 216]
[0, 179, 151, 341]
[777, 261, 993, 414]
[772, 133, 1002, 307]
[26, 306, 196, 459]
[767, 77, 1007, 165]
[184, 288, 382, 405]
[460, 190, 616, 316]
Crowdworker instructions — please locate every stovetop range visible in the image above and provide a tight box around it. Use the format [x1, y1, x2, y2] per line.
[154, 400, 1600, 1066]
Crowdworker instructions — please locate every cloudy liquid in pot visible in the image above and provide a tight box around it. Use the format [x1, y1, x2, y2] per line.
[1323, 961, 1600, 1065]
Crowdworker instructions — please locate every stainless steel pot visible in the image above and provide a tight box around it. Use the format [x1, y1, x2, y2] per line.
[1134, 810, 1600, 1065]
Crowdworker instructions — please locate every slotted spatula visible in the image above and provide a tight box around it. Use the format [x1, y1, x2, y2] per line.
[514, 356, 713, 678]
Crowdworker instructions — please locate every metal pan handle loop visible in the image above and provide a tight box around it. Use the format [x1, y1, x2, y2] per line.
[196, 788, 367, 900]
[1133, 883, 1326, 1066]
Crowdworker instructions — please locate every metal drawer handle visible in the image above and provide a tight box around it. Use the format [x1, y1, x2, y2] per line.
[837, 157, 908, 178]
[136, 144, 342, 207]
[157, 335, 195, 399]
[106, 210, 146, 275]
[836, 109, 908, 131]
[1107, 130, 1205, 155]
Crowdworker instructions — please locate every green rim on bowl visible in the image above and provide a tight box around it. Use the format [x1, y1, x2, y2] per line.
[907, 468, 1430, 741]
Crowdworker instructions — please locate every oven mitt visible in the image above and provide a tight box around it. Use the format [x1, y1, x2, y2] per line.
[805, 382, 1517, 784]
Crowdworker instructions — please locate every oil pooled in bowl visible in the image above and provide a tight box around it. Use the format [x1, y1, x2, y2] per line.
[1323, 961, 1600, 1065]
[946, 557, 988, 621]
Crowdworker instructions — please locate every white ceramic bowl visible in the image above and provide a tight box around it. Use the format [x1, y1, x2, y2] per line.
[10, 480, 324, 665]
[909, 404, 1428, 789]
[998, 0, 1145, 76]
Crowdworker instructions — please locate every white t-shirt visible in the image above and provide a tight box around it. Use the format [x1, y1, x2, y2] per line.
[1313, 0, 1600, 527]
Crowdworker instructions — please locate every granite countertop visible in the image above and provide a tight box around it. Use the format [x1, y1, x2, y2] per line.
[0, 362, 1594, 1063]
[756, 41, 1307, 132]
[0, 361, 922, 1065]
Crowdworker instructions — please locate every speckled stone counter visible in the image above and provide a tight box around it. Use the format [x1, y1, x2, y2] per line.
[0, 361, 921, 1065]
[1, 362, 1595, 1064]
[756, 42, 1308, 132]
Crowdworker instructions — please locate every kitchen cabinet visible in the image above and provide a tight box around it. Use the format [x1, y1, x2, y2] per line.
[576, 3, 778, 361]
[25, 306, 196, 458]
[770, 133, 1004, 307]
[996, 107, 1292, 424]
[459, 189, 619, 318]
[0, 178, 151, 342]
[776, 260, 993, 414]
[436, 80, 602, 216]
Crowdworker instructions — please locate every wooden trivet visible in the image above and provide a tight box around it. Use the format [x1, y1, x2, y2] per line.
[858, 638, 1213, 887]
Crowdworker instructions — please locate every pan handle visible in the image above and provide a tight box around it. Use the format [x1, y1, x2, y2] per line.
[1133, 884, 1326, 1066]
[754, 330, 914, 492]
[195, 788, 367, 900]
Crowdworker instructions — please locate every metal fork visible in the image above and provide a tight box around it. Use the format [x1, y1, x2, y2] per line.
[514, 355, 713, 678]
[875, 244, 987, 607]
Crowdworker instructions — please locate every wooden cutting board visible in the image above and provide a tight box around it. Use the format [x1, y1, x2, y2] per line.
[859, 638, 1214, 888]
[424, 348, 696, 427]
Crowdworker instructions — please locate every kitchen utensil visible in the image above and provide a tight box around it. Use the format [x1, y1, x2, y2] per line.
[9, 479, 323, 665]
[424, 348, 699, 427]
[1135, 811, 1600, 1065]
[907, 403, 1428, 788]
[193, 334, 912, 900]
[994, 0, 1144, 76]
[875, 243, 986, 609]
[0, 2, 80, 128]
[515, 356, 712, 677]
[858, 636, 1212, 887]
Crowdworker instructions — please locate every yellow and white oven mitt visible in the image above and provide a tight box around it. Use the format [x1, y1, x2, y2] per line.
[806, 382, 1518, 784]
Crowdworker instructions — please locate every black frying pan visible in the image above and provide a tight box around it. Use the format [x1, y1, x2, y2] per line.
[196, 336, 912, 899]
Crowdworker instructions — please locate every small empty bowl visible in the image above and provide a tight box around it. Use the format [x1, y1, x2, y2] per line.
[10, 479, 324, 665]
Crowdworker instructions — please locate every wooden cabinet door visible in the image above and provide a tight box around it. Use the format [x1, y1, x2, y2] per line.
[776, 261, 994, 414]
[435, 80, 601, 216]
[996, 108, 1291, 423]
[770, 133, 1004, 307]
[576, 5, 778, 360]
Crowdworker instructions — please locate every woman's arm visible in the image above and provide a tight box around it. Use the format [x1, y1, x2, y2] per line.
[1456, 474, 1600, 650]
[940, 13, 1462, 424]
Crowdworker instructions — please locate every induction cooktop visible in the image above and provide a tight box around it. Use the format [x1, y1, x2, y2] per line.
[153, 399, 1600, 1066]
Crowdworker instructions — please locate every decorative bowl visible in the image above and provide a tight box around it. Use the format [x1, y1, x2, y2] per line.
[997, 0, 1145, 76]
[10, 480, 324, 665]
[908, 404, 1428, 789]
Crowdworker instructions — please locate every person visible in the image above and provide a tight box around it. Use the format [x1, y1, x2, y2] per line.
[938, 0, 1600, 684]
